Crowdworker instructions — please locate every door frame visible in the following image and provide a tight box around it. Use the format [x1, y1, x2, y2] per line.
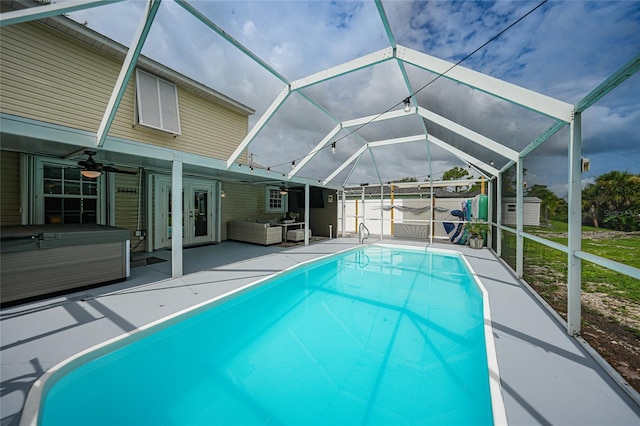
[153, 175, 219, 249]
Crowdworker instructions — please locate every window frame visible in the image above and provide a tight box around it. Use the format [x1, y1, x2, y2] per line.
[135, 69, 182, 135]
[34, 158, 106, 225]
[265, 186, 287, 214]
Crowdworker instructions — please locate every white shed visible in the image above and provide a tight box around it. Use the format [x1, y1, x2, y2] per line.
[501, 197, 541, 226]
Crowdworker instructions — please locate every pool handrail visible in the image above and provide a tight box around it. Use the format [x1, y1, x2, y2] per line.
[358, 222, 370, 243]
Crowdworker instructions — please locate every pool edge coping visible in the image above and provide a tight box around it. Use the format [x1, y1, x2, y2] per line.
[376, 243, 508, 426]
[19, 244, 359, 426]
[20, 242, 507, 426]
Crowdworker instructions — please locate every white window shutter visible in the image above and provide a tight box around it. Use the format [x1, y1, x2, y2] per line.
[136, 69, 181, 135]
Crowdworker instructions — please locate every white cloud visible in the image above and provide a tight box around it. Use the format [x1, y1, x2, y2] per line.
[242, 20, 257, 37]
[65, 1, 639, 187]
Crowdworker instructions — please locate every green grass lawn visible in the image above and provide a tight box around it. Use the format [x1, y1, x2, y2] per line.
[521, 220, 640, 301]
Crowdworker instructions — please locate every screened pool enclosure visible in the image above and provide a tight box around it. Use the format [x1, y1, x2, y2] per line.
[2, 0, 639, 386]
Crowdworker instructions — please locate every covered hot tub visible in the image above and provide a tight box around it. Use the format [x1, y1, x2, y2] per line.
[1, 224, 130, 305]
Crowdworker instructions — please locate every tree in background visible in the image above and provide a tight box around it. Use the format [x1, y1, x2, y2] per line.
[500, 166, 527, 197]
[442, 166, 474, 192]
[525, 184, 567, 224]
[582, 171, 640, 231]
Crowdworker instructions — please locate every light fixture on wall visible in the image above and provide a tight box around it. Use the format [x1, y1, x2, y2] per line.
[403, 96, 411, 113]
[331, 142, 336, 154]
[220, 190, 226, 198]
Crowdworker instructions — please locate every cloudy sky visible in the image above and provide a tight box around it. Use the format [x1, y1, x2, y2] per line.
[68, 0, 640, 197]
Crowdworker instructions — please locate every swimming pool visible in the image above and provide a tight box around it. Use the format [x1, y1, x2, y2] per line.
[22, 245, 505, 425]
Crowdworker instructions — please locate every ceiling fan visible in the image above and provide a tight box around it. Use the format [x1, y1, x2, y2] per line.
[278, 182, 303, 194]
[77, 150, 137, 178]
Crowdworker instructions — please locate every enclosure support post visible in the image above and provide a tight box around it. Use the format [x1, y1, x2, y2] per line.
[390, 184, 395, 235]
[304, 183, 310, 246]
[487, 177, 493, 248]
[361, 186, 366, 228]
[380, 185, 384, 240]
[171, 156, 183, 279]
[355, 198, 359, 233]
[429, 182, 434, 245]
[496, 173, 502, 257]
[341, 189, 346, 237]
[516, 160, 524, 277]
[567, 112, 582, 335]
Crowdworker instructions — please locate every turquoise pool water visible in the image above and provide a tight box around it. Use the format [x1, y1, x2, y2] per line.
[40, 246, 493, 425]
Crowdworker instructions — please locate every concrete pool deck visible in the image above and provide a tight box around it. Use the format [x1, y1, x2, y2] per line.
[1, 238, 639, 425]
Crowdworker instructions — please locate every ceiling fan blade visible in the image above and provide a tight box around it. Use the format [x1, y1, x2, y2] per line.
[77, 160, 88, 167]
[103, 165, 137, 175]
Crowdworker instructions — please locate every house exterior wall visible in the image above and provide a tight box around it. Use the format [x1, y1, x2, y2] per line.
[0, 151, 21, 226]
[0, 21, 248, 160]
[1, 19, 255, 250]
[113, 171, 147, 252]
[220, 182, 284, 241]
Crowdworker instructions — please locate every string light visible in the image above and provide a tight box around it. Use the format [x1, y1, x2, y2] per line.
[261, 1, 547, 181]
[403, 97, 411, 112]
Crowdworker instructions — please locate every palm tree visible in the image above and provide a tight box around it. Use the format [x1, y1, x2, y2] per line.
[583, 171, 640, 231]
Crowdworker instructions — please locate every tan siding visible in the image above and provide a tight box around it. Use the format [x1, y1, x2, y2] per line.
[1, 151, 21, 225]
[0, 22, 249, 160]
[113, 171, 147, 252]
[0, 23, 118, 131]
[220, 182, 283, 241]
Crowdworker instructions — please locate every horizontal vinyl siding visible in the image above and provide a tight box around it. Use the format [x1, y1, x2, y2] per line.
[0, 23, 117, 131]
[1, 151, 21, 225]
[113, 171, 146, 252]
[0, 22, 249, 160]
[220, 182, 283, 241]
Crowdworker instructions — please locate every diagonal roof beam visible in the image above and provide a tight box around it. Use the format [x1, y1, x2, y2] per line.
[288, 124, 341, 179]
[368, 134, 497, 177]
[342, 109, 411, 128]
[375, 0, 434, 182]
[226, 86, 290, 168]
[368, 134, 425, 148]
[375, 0, 396, 48]
[368, 148, 383, 186]
[519, 120, 567, 158]
[323, 133, 498, 186]
[575, 52, 640, 113]
[176, 0, 288, 84]
[427, 135, 499, 177]
[0, 0, 120, 27]
[97, 0, 161, 147]
[323, 145, 368, 185]
[397, 45, 574, 122]
[290, 47, 394, 91]
[417, 107, 518, 161]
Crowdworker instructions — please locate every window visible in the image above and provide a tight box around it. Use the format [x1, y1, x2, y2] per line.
[135, 69, 181, 135]
[43, 165, 98, 224]
[265, 186, 286, 213]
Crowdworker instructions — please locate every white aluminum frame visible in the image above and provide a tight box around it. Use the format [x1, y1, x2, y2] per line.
[2, 0, 638, 340]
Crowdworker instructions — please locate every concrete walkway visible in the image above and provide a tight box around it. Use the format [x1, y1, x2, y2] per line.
[1, 239, 639, 425]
